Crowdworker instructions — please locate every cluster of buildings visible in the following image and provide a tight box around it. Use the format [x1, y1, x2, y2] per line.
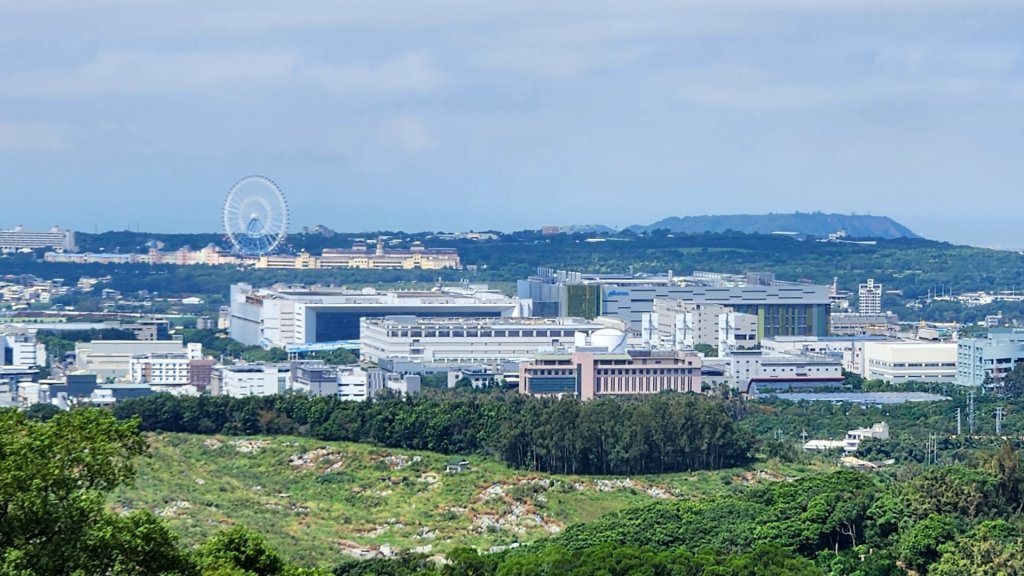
[41, 238, 460, 271]
[8, 263, 1024, 411]
[0, 275, 73, 309]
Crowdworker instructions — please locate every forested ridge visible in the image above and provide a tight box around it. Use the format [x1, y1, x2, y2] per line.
[112, 391, 754, 475]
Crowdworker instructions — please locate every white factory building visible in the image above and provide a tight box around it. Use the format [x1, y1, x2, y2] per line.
[643, 298, 757, 352]
[850, 341, 958, 384]
[359, 316, 607, 366]
[229, 283, 527, 348]
[723, 350, 844, 393]
[211, 364, 295, 397]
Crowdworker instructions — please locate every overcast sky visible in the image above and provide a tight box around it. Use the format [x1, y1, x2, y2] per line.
[1, 1, 1022, 247]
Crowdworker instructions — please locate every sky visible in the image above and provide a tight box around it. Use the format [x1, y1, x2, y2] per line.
[1, 1, 1023, 248]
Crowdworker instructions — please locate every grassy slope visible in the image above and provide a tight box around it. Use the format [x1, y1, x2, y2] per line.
[112, 433, 822, 567]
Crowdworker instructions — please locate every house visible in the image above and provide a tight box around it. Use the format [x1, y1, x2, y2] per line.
[445, 459, 470, 474]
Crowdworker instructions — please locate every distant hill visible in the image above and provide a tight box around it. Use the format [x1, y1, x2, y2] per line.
[627, 212, 920, 239]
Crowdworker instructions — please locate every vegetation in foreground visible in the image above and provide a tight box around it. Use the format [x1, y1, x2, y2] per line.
[112, 432, 815, 565]
[7, 406, 1024, 575]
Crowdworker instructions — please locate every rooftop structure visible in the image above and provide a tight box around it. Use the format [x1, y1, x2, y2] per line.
[229, 283, 526, 348]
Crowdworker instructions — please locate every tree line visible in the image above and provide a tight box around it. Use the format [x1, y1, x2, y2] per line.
[112, 391, 754, 476]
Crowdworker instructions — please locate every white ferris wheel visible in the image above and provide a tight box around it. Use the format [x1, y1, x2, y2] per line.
[223, 175, 289, 257]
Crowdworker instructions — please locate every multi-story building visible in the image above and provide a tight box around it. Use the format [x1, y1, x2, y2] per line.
[829, 312, 899, 336]
[229, 283, 526, 347]
[292, 362, 339, 397]
[75, 340, 200, 380]
[647, 298, 757, 351]
[957, 329, 1024, 386]
[129, 353, 195, 386]
[518, 349, 702, 400]
[858, 279, 883, 315]
[0, 330, 47, 368]
[0, 226, 76, 252]
[320, 239, 460, 270]
[858, 341, 958, 384]
[189, 359, 216, 392]
[844, 423, 890, 453]
[727, 350, 844, 393]
[211, 364, 293, 397]
[359, 316, 605, 366]
[519, 268, 831, 339]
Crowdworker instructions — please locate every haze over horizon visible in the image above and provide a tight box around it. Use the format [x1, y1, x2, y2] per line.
[2, 1, 1022, 249]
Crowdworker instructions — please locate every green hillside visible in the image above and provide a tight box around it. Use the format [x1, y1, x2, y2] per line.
[111, 433, 819, 567]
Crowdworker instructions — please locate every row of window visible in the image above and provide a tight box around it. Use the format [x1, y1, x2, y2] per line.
[384, 329, 580, 339]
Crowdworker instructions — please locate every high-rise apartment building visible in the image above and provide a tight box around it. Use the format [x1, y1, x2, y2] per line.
[858, 279, 883, 315]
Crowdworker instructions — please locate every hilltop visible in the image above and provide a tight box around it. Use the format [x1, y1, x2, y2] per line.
[627, 212, 920, 239]
[111, 433, 814, 566]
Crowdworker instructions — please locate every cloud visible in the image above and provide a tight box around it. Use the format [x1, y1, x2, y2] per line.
[379, 116, 435, 153]
[305, 51, 441, 95]
[0, 49, 441, 99]
[0, 121, 66, 152]
[0, 49, 300, 97]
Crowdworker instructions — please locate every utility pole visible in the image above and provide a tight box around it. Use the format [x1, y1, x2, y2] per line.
[996, 406, 1004, 436]
[968, 391, 976, 434]
[957, 407, 962, 436]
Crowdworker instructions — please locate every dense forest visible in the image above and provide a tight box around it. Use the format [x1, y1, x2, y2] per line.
[8, 407, 1024, 576]
[112, 391, 754, 475]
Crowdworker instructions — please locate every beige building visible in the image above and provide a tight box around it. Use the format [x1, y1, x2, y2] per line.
[518, 349, 702, 401]
[254, 251, 321, 270]
[252, 239, 460, 270]
[320, 239, 459, 270]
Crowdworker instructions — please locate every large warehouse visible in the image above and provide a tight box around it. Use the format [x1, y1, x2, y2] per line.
[229, 283, 527, 348]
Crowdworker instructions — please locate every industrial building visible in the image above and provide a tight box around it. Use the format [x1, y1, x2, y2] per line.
[957, 329, 1024, 387]
[854, 341, 958, 384]
[229, 283, 526, 348]
[829, 312, 900, 336]
[0, 225, 76, 252]
[75, 340, 201, 380]
[211, 364, 294, 397]
[518, 268, 831, 339]
[359, 315, 606, 366]
[645, 298, 757, 351]
[725, 350, 844, 393]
